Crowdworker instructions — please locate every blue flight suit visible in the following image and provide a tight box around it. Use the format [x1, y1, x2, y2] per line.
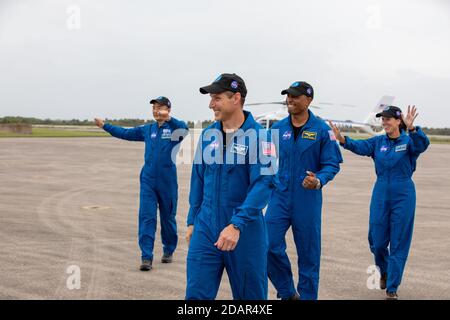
[266, 110, 343, 300]
[341, 127, 429, 293]
[103, 118, 189, 261]
[185, 111, 275, 300]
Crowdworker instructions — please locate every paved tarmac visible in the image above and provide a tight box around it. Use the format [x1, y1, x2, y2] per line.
[0, 137, 449, 299]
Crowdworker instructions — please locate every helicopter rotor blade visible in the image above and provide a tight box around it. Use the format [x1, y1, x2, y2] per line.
[245, 101, 286, 106]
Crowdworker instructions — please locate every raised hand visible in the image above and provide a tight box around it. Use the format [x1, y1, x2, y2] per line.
[94, 118, 104, 128]
[402, 105, 419, 131]
[328, 120, 345, 144]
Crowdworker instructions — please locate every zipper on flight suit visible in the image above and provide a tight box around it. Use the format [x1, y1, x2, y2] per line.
[385, 136, 396, 201]
[215, 143, 224, 224]
[216, 165, 221, 207]
[289, 130, 296, 204]
[154, 125, 161, 174]
[290, 122, 305, 196]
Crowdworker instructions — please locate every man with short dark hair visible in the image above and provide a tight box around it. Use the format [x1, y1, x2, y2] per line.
[185, 73, 274, 300]
[266, 82, 343, 300]
[95, 96, 188, 271]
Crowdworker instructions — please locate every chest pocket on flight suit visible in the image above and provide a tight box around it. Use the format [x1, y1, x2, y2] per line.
[226, 152, 250, 205]
[275, 140, 291, 191]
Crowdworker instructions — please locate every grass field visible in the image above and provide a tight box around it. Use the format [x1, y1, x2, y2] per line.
[1, 126, 449, 143]
[0, 127, 109, 138]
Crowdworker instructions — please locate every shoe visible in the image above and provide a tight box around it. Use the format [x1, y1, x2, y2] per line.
[161, 253, 173, 263]
[281, 292, 300, 300]
[380, 273, 387, 290]
[386, 291, 398, 300]
[139, 259, 153, 271]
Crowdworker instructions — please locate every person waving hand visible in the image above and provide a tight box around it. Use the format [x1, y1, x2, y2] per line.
[330, 105, 429, 300]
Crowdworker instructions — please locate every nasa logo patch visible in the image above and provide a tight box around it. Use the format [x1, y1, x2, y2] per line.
[282, 131, 292, 140]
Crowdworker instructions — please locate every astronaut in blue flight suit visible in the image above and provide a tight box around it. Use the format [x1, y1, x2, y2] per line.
[330, 105, 429, 300]
[185, 73, 275, 300]
[94, 96, 188, 271]
[266, 81, 343, 300]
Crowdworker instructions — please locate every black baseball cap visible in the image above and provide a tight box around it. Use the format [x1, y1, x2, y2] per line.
[150, 96, 171, 108]
[281, 81, 314, 99]
[199, 73, 247, 98]
[376, 106, 402, 119]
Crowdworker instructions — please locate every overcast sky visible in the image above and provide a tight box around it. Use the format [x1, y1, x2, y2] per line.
[1, 0, 449, 127]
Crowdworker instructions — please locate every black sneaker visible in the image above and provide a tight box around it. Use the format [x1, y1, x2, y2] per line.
[380, 273, 387, 290]
[281, 293, 300, 300]
[386, 291, 398, 300]
[161, 253, 173, 263]
[140, 259, 153, 271]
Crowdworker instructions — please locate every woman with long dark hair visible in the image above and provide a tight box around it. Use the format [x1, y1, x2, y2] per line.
[330, 105, 429, 300]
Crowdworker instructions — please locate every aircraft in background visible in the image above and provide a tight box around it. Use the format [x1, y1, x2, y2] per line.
[247, 95, 395, 136]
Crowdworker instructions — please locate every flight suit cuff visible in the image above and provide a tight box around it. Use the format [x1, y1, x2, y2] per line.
[187, 206, 200, 226]
[340, 136, 350, 148]
[103, 123, 112, 132]
[314, 176, 324, 189]
[409, 126, 422, 134]
[229, 217, 245, 233]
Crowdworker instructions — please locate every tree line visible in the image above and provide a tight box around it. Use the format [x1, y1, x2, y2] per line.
[0, 117, 214, 129]
[0, 116, 447, 134]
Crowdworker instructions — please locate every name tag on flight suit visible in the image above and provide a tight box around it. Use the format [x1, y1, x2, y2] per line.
[161, 129, 172, 139]
[302, 131, 317, 140]
[231, 143, 248, 155]
[395, 144, 407, 152]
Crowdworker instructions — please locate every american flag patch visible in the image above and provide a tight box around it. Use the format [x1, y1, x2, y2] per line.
[262, 141, 276, 156]
[328, 130, 337, 141]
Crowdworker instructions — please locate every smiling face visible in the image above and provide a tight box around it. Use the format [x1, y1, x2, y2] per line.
[208, 91, 242, 121]
[286, 94, 312, 115]
[382, 116, 401, 135]
[152, 102, 170, 121]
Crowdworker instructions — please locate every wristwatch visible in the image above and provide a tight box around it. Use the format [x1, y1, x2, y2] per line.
[315, 178, 321, 190]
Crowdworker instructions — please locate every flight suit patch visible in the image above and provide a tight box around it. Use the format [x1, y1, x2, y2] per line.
[302, 131, 317, 140]
[395, 144, 407, 152]
[161, 128, 172, 139]
[282, 131, 292, 140]
[231, 143, 248, 155]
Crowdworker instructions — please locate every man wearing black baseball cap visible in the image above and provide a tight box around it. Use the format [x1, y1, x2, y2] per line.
[199, 73, 247, 98]
[94, 96, 188, 271]
[280, 81, 315, 99]
[265, 81, 343, 300]
[185, 73, 274, 300]
[150, 96, 171, 109]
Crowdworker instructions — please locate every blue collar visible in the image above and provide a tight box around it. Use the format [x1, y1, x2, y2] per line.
[213, 110, 257, 134]
[287, 109, 319, 130]
[384, 129, 407, 142]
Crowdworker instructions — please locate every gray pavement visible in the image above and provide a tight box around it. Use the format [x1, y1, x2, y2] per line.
[0, 137, 449, 299]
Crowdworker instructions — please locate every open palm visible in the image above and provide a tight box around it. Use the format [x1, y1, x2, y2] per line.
[403, 105, 418, 130]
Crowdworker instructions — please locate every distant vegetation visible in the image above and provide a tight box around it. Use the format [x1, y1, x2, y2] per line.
[420, 127, 450, 136]
[0, 117, 215, 129]
[0, 116, 448, 133]
[0, 116, 153, 127]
